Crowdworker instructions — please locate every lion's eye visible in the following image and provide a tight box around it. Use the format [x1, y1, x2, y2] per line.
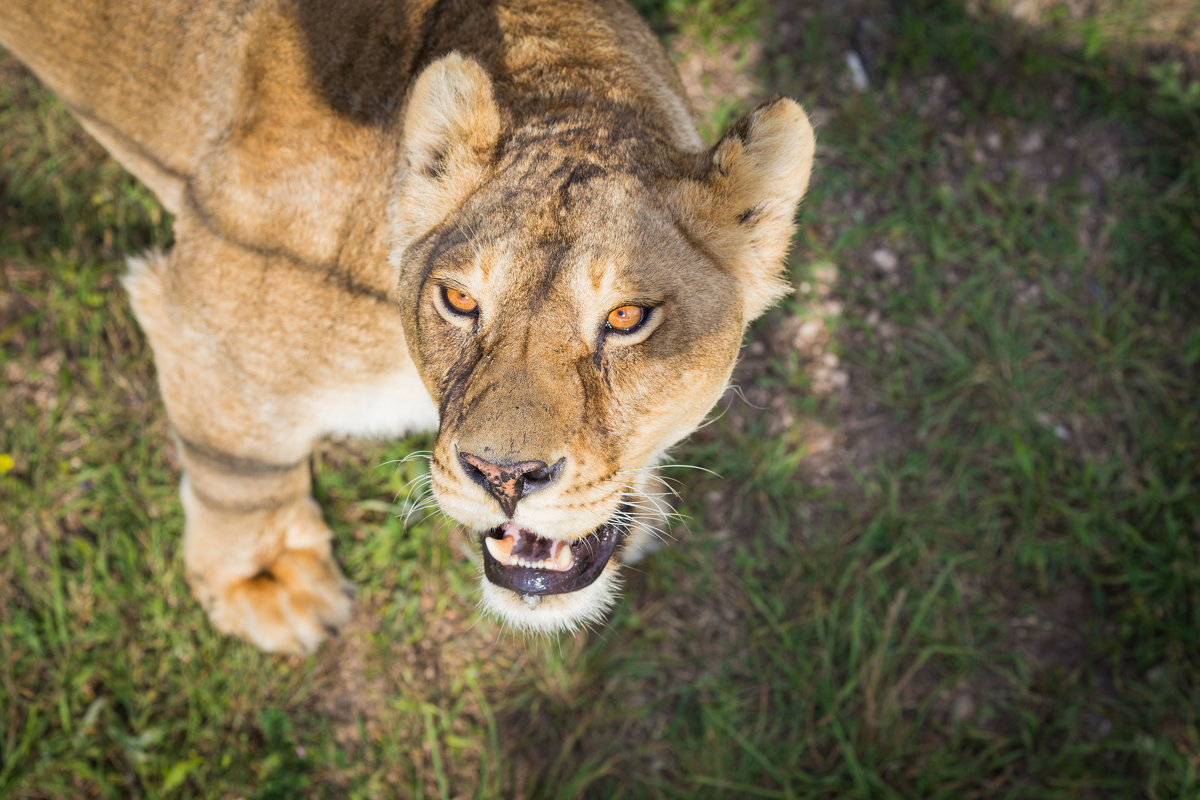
[442, 286, 478, 315]
[606, 305, 646, 333]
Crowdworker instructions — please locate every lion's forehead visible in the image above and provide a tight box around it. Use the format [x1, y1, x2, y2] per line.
[499, 114, 676, 175]
[447, 170, 703, 299]
[481, 126, 671, 223]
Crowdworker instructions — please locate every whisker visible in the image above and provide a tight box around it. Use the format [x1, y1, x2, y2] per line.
[650, 463, 723, 477]
[400, 485, 438, 526]
[378, 450, 433, 469]
[394, 471, 433, 496]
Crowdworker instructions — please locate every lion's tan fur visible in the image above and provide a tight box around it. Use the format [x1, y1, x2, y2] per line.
[1, 0, 814, 652]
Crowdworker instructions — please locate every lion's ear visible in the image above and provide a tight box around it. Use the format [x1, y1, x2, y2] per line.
[674, 97, 816, 323]
[393, 53, 502, 243]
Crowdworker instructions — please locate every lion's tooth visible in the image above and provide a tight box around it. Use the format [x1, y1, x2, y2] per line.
[485, 537, 511, 565]
[552, 540, 573, 571]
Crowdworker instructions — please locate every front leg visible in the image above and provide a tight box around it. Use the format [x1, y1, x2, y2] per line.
[177, 438, 352, 655]
[122, 239, 410, 655]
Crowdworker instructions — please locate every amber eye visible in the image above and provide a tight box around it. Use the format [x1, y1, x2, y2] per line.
[606, 305, 646, 333]
[442, 286, 478, 315]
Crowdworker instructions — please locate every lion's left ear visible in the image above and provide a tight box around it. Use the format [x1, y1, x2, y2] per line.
[392, 53, 503, 245]
[672, 97, 816, 323]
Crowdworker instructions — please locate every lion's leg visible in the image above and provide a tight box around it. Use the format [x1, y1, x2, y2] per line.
[123, 247, 365, 654]
[176, 441, 353, 655]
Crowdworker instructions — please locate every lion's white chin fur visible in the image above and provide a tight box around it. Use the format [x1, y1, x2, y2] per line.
[478, 560, 623, 635]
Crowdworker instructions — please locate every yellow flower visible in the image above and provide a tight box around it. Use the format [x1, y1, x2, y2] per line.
[0, 454, 13, 475]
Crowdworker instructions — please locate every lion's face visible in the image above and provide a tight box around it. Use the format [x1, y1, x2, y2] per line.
[389, 55, 814, 632]
[399, 155, 745, 631]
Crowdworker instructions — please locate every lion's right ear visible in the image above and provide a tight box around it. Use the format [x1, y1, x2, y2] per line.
[392, 53, 502, 244]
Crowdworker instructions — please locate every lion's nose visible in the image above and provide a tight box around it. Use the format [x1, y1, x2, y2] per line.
[457, 452, 566, 517]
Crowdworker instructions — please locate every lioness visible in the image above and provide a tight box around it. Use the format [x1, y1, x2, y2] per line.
[0, 0, 814, 653]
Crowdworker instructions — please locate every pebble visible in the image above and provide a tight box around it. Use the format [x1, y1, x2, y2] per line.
[871, 248, 898, 273]
[793, 319, 823, 349]
[952, 692, 976, 722]
[812, 262, 839, 286]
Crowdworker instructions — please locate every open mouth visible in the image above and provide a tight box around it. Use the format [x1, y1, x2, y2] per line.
[481, 518, 628, 596]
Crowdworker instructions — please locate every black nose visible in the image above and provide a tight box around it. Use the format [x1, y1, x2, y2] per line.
[458, 452, 565, 517]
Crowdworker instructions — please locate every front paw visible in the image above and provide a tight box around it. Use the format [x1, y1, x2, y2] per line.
[202, 549, 354, 655]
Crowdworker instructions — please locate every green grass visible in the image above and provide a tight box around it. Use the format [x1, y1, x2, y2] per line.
[3, 0, 1200, 796]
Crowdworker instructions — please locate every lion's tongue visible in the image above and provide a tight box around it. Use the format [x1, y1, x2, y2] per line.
[484, 522, 573, 571]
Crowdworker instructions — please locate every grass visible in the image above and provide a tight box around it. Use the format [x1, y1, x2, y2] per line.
[3, 0, 1199, 796]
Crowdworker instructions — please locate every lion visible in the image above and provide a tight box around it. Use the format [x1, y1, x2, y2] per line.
[0, 0, 815, 653]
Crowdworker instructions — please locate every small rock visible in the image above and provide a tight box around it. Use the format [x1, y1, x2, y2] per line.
[1019, 130, 1045, 155]
[845, 51, 869, 92]
[952, 692, 976, 722]
[870, 248, 898, 273]
[812, 262, 839, 287]
[793, 319, 823, 349]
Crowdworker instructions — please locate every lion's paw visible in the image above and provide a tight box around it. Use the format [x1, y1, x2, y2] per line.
[205, 549, 354, 655]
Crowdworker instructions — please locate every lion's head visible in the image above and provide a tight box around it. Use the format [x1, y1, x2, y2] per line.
[388, 54, 815, 633]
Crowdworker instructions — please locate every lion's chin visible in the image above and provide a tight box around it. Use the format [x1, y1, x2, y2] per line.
[478, 560, 623, 634]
